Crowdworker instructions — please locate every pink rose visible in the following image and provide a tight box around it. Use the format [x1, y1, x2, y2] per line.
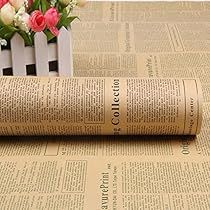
[29, 10, 46, 32]
[0, 0, 8, 9]
[44, 8, 59, 36]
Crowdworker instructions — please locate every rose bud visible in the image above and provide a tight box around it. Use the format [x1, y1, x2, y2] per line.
[29, 10, 46, 32]
[9, 0, 24, 10]
[0, 3, 15, 25]
[44, 8, 59, 36]
[0, 0, 8, 9]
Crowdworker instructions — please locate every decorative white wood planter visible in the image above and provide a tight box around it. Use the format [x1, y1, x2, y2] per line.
[0, 26, 73, 77]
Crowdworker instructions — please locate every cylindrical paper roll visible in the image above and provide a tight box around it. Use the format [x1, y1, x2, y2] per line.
[0, 77, 203, 135]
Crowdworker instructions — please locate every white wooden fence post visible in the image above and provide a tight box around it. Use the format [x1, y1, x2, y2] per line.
[0, 28, 73, 77]
[34, 32, 49, 76]
[58, 27, 73, 76]
[11, 33, 26, 76]
[0, 45, 2, 76]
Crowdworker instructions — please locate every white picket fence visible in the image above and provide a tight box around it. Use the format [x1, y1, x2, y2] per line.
[0, 27, 73, 77]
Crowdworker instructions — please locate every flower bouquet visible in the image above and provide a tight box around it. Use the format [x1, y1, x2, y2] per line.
[0, 0, 86, 46]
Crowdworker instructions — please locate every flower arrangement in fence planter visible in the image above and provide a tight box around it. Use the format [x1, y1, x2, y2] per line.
[0, 0, 86, 76]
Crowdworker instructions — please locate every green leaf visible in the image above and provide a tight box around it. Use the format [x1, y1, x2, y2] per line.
[44, 30, 55, 42]
[57, 15, 79, 29]
[40, 0, 50, 13]
[66, 16, 79, 26]
[57, 9, 68, 26]
[0, 25, 17, 35]
[30, 0, 40, 12]
[4, 32, 15, 40]
[0, 19, 4, 27]
[57, 3, 68, 12]
[0, 25, 18, 40]
[18, 31, 33, 46]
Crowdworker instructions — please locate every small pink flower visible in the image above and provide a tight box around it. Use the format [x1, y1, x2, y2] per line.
[29, 10, 46, 32]
[44, 8, 59, 36]
[0, 0, 8, 9]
